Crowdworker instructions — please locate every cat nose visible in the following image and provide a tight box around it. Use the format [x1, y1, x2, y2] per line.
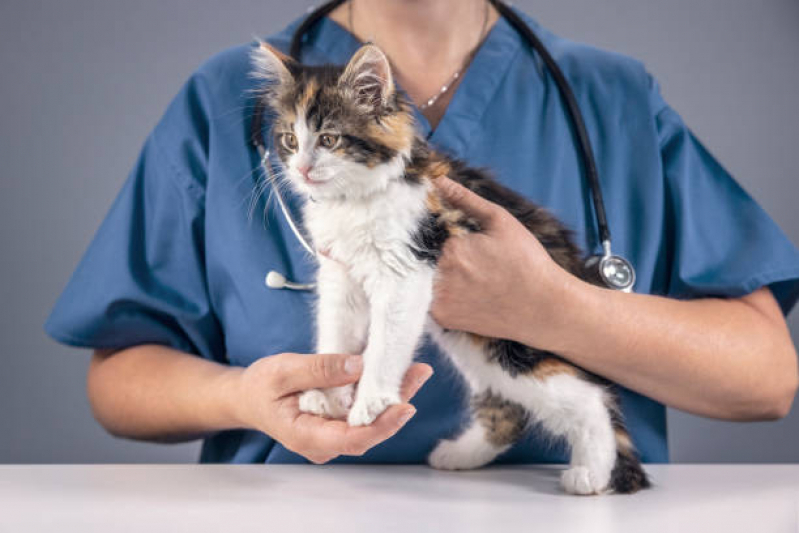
[297, 165, 313, 179]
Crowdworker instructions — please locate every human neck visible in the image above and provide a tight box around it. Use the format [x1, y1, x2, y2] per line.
[345, 0, 487, 63]
[329, 0, 498, 127]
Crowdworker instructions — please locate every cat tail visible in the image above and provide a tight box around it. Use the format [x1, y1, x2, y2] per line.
[608, 403, 651, 494]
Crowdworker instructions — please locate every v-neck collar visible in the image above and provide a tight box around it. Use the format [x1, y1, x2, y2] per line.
[305, 14, 522, 156]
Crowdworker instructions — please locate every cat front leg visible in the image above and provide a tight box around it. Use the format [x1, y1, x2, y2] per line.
[298, 259, 369, 419]
[347, 267, 435, 426]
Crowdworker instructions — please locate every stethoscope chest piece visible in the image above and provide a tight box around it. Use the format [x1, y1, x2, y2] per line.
[585, 240, 636, 293]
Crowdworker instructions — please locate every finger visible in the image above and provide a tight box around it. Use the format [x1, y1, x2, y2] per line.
[338, 404, 417, 456]
[399, 363, 434, 402]
[272, 353, 362, 396]
[433, 176, 499, 223]
[294, 403, 416, 457]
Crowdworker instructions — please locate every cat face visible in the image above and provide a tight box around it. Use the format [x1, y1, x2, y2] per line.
[252, 42, 415, 200]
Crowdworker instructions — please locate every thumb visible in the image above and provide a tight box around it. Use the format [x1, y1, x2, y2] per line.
[271, 353, 363, 396]
[433, 176, 500, 224]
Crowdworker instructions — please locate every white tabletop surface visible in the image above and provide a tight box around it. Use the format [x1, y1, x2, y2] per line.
[0, 464, 797, 532]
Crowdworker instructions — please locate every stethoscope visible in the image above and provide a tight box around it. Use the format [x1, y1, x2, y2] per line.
[250, 0, 636, 294]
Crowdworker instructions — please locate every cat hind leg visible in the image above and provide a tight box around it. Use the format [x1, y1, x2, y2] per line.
[428, 390, 528, 470]
[529, 373, 618, 495]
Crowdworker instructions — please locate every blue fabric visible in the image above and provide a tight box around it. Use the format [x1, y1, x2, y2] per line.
[45, 10, 799, 465]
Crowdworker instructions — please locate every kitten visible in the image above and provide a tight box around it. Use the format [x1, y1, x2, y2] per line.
[252, 41, 650, 495]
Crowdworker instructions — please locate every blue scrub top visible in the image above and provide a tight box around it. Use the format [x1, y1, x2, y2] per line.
[45, 10, 799, 464]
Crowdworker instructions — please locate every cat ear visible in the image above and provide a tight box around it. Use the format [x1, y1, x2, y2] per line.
[251, 39, 295, 85]
[339, 44, 395, 110]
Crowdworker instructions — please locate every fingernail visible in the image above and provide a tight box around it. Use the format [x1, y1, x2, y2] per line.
[416, 372, 433, 387]
[344, 356, 362, 375]
[398, 408, 416, 425]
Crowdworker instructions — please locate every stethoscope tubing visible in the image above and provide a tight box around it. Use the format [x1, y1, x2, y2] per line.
[252, 0, 636, 293]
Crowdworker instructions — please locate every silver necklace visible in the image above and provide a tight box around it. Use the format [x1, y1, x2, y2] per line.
[348, 0, 490, 111]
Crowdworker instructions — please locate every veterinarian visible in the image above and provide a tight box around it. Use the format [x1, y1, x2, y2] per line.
[45, 0, 799, 465]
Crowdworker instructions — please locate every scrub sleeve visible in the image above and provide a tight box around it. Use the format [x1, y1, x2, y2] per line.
[44, 73, 226, 364]
[648, 78, 799, 314]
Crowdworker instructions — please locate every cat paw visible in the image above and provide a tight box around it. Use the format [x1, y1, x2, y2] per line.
[298, 389, 332, 417]
[324, 385, 355, 419]
[560, 466, 609, 495]
[347, 389, 400, 427]
[427, 438, 492, 471]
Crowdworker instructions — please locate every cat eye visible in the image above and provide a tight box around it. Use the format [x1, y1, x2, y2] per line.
[318, 134, 339, 149]
[281, 132, 298, 151]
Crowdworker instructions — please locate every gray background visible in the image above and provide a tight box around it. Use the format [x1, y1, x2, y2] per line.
[1, 0, 797, 464]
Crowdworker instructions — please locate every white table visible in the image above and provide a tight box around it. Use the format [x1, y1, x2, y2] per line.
[0, 465, 797, 532]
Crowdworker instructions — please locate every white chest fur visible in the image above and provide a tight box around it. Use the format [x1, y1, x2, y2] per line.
[303, 179, 430, 280]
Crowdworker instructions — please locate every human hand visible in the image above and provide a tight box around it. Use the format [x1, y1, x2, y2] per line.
[232, 352, 432, 464]
[429, 177, 577, 350]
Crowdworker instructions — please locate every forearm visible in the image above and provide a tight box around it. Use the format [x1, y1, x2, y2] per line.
[525, 277, 798, 420]
[427, 176, 798, 421]
[88, 345, 244, 443]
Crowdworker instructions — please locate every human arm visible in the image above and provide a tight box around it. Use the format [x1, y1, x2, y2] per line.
[429, 177, 798, 421]
[88, 344, 432, 463]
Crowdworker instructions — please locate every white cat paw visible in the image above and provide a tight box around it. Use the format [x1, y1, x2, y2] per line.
[560, 466, 609, 495]
[298, 389, 332, 417]
[347, 390, 400, 427]
[324, 385, 355, 419]
[427, 438, 492, 471]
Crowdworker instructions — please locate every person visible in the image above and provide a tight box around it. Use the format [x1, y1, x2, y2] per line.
[45, 0, 799, 465]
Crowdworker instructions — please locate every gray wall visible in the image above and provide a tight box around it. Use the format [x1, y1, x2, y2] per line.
[1, 0, 797, 464]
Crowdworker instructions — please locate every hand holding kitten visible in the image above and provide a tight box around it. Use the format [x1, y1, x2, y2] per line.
[233, 353, 432, 463]
[430, 177, 578, 350]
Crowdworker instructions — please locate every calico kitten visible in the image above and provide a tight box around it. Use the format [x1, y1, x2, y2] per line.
[252, 41, 650, 495]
